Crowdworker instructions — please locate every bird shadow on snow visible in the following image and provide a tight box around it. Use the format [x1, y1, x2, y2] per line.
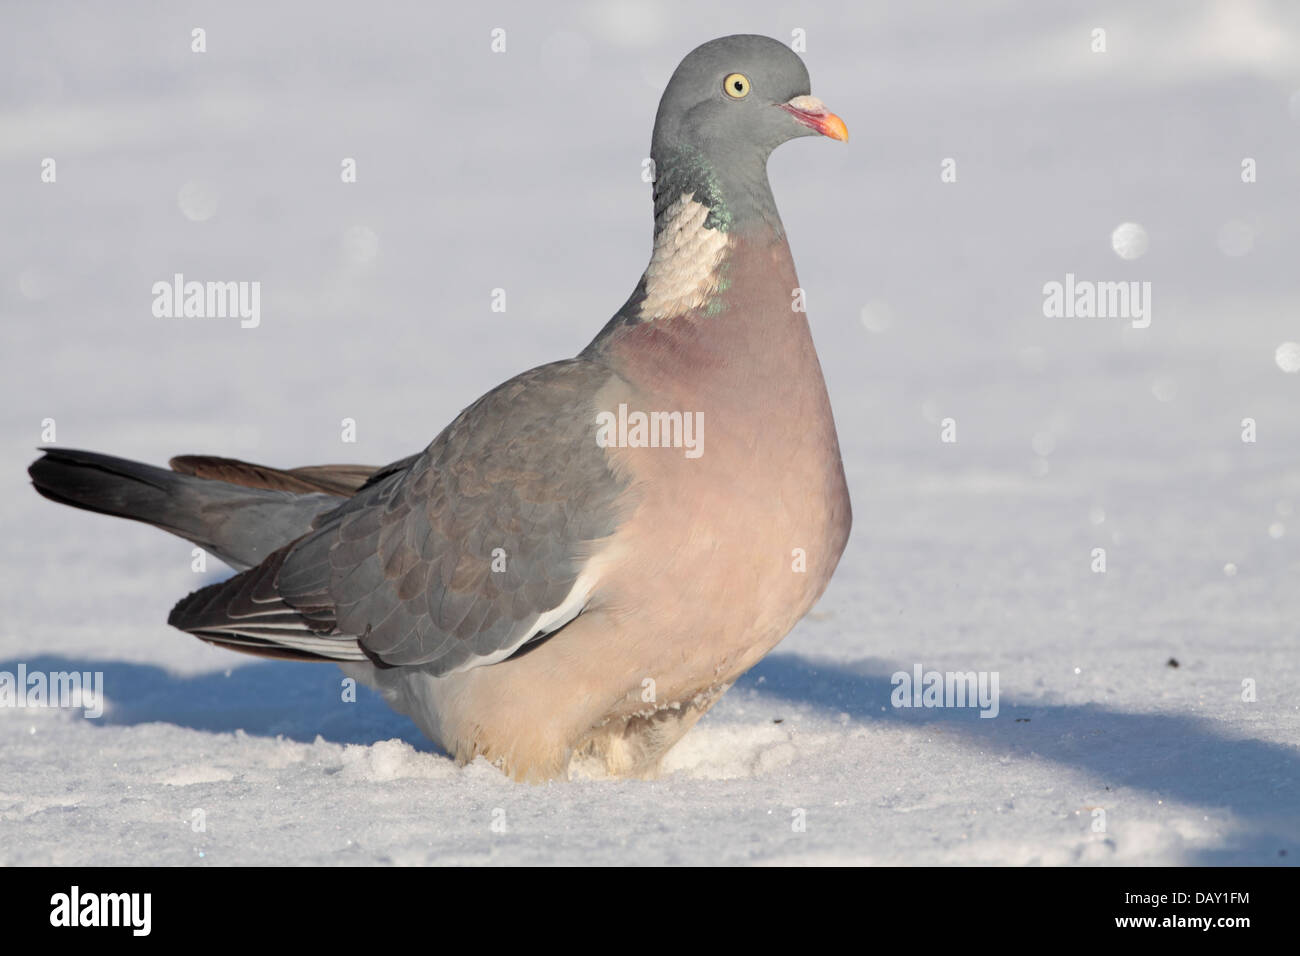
[741, 654, 1300, 865]
[7, 652, 1297, 864]
[5, 654, 434, 752]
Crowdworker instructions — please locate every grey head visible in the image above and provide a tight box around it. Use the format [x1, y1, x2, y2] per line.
[649, 34, 847, 236]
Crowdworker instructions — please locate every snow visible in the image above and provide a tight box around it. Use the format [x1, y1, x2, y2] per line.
[2, 0, 1298, 865]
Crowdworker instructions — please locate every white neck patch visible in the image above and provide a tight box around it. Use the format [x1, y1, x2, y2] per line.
[638, 193, 730, 321]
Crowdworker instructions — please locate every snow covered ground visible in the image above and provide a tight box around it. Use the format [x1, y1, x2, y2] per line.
[1, 0, 1297, 865]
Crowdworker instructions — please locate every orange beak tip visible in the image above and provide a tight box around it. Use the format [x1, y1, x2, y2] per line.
[781, 99, 849, 143]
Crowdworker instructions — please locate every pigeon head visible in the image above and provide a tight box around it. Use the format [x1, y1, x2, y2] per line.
[653, 35, 847, 155]
[649, 35, 847, 235]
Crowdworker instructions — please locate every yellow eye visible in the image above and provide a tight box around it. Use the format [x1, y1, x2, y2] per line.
[723, 73, 750, 98]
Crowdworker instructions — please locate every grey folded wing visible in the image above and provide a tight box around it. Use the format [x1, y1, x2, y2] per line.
[169, 358, 631, 674]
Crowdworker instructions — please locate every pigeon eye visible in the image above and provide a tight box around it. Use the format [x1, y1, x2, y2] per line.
[723, 73, 750, 98]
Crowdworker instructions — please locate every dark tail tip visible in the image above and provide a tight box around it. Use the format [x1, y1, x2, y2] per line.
[28, 448, 173, 521]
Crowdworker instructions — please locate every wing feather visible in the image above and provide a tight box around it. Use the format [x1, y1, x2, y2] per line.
[168, 359, 629, 675]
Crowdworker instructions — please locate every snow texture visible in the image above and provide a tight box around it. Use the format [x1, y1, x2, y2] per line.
[1, 0, 1298, 865]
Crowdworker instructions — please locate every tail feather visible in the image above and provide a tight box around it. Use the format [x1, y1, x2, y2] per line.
[30, 449, 197, 537]
[28, 448, 342, 570]
[168, 455, 379, 495]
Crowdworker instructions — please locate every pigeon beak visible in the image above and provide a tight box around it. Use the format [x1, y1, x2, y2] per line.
[780, 95, 849, 142]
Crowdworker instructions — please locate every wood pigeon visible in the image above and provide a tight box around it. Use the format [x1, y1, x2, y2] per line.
[29, 34, 852, 782]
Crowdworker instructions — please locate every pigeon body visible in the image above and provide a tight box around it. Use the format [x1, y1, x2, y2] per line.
[29, 35, 852, 781]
